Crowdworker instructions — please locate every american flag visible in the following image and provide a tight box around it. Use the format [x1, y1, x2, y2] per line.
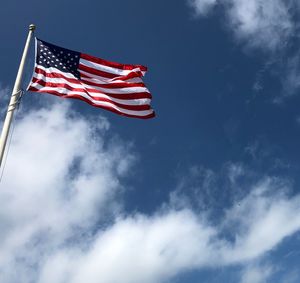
[27, 38, 155, 119]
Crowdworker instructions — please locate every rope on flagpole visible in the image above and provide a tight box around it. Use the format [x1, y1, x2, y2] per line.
[0, 90, 24, 183]
[8, 90, 24, 111]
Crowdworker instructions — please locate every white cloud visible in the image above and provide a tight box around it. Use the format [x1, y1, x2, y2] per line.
[1, 102, 300, 283]
[0, 84, 9, 98]
[221, 177, 300, 263]
[39, 210, 218, 283]
[188, 0, 218, 16]
[188, 0, 300, 98]
[189, 0, 296, 51]
[281, 54, 300, 97]
[227, 162, 245, 184]
[228, 0, 294, 50]
[37, 178, 300, 283]
[0, 102, 135, 282]
[0, 84, 10, 117]
[240, 264, 273, 283]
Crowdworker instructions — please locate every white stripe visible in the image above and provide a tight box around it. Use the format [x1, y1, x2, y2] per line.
[80, 58, 145, 77]
[34, 65, 77, 79]
[33, 72, 150, 95]
[30, 84, 153, 117]
[80, 75, 143, 85]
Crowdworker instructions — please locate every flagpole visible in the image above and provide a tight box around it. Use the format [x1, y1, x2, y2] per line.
[0, 24, 35, 168]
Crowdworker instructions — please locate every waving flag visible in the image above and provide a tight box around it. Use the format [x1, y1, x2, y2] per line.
[27, 38, 155, 119]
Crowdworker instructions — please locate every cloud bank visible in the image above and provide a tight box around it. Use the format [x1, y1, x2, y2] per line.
[1, 102, 300, 283]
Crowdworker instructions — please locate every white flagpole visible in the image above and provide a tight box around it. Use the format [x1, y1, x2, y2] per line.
[0, 24, 35, 168]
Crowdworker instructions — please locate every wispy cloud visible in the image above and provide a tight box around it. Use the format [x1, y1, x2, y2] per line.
[189, 0, 296, 51]
[0, 84, 9, 98]
[188, 0, 300, 99]
[281, 54, 300, 97]
[0, 84, 10, 117]
[188, 0, 218, 16]
[240, 264, 273, 283]
[227, 0, 294, 51]
[221, 177, 300, 263]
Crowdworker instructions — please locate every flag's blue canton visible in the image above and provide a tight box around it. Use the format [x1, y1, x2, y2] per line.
[36, 39, 81, 78]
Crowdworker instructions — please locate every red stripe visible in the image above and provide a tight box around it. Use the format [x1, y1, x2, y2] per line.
[81, 53, 147, 72]
[79, 64, 143, 79]
[110, 71, 145, 82]
[80, 71, 143, 84]
[32, 76, 152, 100]
[28, 87, 155, 119]
[29, 80, 151, 111]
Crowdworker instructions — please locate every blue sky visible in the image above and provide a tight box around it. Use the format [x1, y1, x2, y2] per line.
[1, 1, 300, 283]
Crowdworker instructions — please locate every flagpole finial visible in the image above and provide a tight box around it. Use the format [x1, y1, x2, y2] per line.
[29, 24, 36, 31]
